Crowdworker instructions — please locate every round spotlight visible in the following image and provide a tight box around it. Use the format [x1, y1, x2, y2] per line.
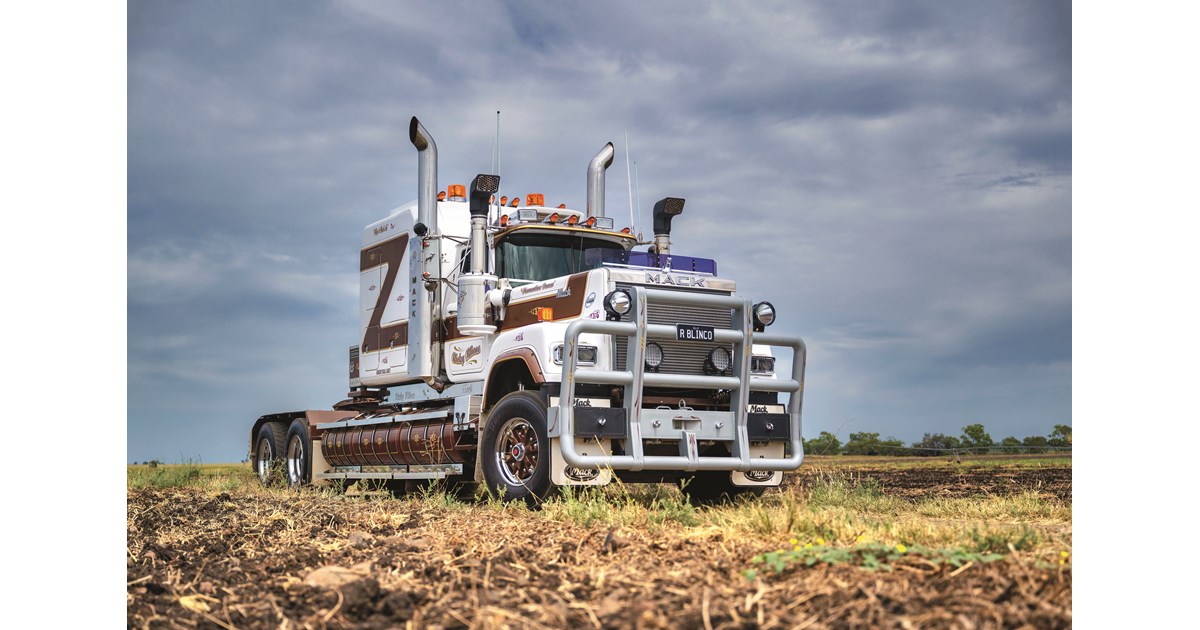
[705, 347, 732, 374]
[603, 289, 632, 318]
[644, 342, 664, 370]
[752, 301, 776, 328]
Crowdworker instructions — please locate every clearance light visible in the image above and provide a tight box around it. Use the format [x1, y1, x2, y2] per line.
[584, 217, 596, 228]
[437, 191, 447, 201]
[558, 203, 567, 209]
[526, 193, 545, 206]
[509, 198, 519, 207]
[448, 184, 466, 201]
[620, 227, 632, 234]
[500, 195, 508, 206]
[566, 215, 578, 225]
[489, 194, 496, 204]
[499, 214, 510, 227]
[545, 213, 560, 224]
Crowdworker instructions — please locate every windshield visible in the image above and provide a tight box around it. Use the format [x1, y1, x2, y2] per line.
[496, 232, 626, 283]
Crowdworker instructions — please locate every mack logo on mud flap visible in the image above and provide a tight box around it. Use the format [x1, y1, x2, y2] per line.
[564, 466, 600, 482]
[745, 470, 774, 482]
[645, 272, 705, 287]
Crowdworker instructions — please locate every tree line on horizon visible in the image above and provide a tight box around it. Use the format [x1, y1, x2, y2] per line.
[803, 423, 1072, 456]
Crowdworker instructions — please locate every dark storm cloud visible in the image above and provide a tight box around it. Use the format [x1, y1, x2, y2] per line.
[128, 0, 1071, 461]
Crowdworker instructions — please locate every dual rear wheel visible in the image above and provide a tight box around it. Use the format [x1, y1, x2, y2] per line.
[253, 419, 311, 488]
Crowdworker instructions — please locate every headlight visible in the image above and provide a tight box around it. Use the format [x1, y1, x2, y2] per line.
[751, 355, 776, 375]
[752, 302, 775, 328]
[552, 344, 597, 365]
[603, 289, 632, 318]
[644, 342, 664, 371]
[705, 347, 731, 375]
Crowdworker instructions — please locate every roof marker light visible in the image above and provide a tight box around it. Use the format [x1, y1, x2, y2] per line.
[545, 212, 560, 224]
[509, 197, 519, 207]
[437, 191, 447, 201]
[499, 214, 509, 226]
[558, 203, 567, 209]
[584, 217, 596, 228]
[566, 215, 578, 225]
[620, 227, 632, 234]
[500, 195, 508, 206]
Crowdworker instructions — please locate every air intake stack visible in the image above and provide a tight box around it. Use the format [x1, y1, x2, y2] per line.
[651, 197, 685, 258]
[457, 173, 501, 335]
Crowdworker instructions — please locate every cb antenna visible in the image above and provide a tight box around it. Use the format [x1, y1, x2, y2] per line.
[491, 110, 501, 224]
[625, 129, 636, 238]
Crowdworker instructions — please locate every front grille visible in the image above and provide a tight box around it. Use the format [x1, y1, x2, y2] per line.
[613, 283, 734, 377]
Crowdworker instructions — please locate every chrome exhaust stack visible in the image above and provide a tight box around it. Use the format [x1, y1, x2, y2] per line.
[408, 116, 440, 382]
[586, 142, 615, 218]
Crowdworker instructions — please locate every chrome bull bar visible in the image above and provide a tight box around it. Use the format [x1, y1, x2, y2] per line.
[552, 286, 806, 472]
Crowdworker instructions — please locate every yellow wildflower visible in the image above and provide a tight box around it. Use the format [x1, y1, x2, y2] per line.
[793, 545, 801, 552]
[897, 544, 907, 554]
[1060, 551, 1069, 558]
[816, 537, 826, 545]
[804, 542, 813, 549]
[790, 538, 799, 546]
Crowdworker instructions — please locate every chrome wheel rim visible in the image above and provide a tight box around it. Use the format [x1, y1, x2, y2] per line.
[495, 417, 539, 486]
[286, 434, 305, 486]
[256, 438, 273, 483]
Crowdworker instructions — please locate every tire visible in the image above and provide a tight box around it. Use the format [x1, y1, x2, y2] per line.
[679, 470, 767, 505]
[284, 418, 312, 488]
[254, 422, 288, 486]
[480, 391, 552, 506]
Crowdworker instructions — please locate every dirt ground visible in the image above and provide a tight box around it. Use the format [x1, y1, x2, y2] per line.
[128, 465, 1071, 629]
[789, 463, 1073, 503]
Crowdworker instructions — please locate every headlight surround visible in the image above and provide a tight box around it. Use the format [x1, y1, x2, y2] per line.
[552, 344, 597, 365]
[705, 346, 732, 375]
[644, 342, 664, 371]
[752, 301, 776, 328]
[603, 289, 632, 318]
[751, 355, 776, 375]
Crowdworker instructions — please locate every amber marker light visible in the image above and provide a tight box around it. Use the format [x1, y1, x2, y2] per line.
[566, 215, 578, 225]
[584, 217, 596, 228]
[437, 191, 447, 201]
[558, 203, 567, 209]
[509, 197, 519, 207]
[621, 227, 632, 234]
[499, 214, 509, 226]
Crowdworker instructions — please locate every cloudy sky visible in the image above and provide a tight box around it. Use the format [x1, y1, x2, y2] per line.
[128, 0, 1071, 463]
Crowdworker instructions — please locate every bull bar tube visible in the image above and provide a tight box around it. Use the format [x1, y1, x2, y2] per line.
[551, 286, 806, 472]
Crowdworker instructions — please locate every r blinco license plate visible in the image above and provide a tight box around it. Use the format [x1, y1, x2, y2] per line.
[676, 324, 715, 342]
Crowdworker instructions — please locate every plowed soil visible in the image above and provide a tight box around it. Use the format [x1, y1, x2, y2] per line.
[790, 464, 1073, 503]
[128, 464, 1071, 629]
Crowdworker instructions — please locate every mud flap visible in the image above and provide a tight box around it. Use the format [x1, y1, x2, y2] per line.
[550, 437, 613, 486]
[731, 442, 785, 487]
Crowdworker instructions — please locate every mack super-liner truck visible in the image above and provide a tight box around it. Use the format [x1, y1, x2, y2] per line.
[249, 117, 807, 504]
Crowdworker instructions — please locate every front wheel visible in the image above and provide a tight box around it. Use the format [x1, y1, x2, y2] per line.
[480, 391, 552, 506]
[284, 418, 312, 488]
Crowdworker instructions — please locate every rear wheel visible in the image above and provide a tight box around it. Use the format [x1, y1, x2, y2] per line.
[284, 419, 312, 488]
[481, 391, 551, 505]
[254, 422, 287, 486]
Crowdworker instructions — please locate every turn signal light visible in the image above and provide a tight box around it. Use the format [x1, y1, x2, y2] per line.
[537, 307, 554, 321]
